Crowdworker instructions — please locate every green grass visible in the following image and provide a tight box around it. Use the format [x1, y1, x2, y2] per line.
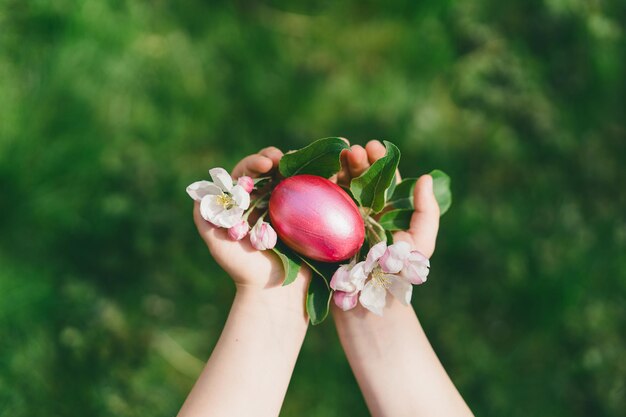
[0, 1, 625, 416]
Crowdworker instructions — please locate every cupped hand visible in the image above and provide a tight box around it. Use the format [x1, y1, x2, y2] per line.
[336, 140, 440, 258]
[193, 146, 311, 291]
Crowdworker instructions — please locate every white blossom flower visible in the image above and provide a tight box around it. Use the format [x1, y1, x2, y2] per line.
[187, 168, 251, 228]
[249, 219, 277, 250]
[348, 241, 388, 287]
[359, 269, 413, 316]
[330, 240, 431, 316]
[330, 263, 361, 293]
[355, 241, 414, 316]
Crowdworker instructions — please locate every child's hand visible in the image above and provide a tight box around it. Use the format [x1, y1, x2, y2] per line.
[338, 140, 440, 257]
[193, 146, 311, 291]
[183, 151, 311, 417]
[331, 142, 473, 417]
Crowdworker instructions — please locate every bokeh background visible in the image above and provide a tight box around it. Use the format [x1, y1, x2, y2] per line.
[1, 0, 625, 416]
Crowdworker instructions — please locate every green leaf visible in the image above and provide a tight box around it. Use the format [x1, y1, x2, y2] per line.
[385, 170, 452, 216]
[253, 176, 272, 188]
[272, 241, 303, 286]
[385, 173, 399, 201]
[252, 177, 272, 193]
[278, 137, 349, 178]
[298, 255, 337, 324]
[306, 275, 331, 325]
[387, 177, 418, 210]
[379, 209, 413, 231]
[385, 229, 395, 243]
[350, 141, 400, 213]
[298, 256, 338, 284]
[430, 169, 452, 216]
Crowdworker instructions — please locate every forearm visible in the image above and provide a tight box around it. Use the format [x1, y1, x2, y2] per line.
[333, 297, 473, 417]
[178, 275, 309, 417]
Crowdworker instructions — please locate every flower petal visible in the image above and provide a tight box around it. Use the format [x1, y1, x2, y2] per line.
[330, 264, 354, 292]
[379, 241, 411, 273]
[216, 207, 244, 228]
[359, 281, 387, 316]
[230, 184, 250, 210]
[186, 180, 221, 201]
[401, 263, 429, 285]
[333, 291, 359, 311]
[209, 167, 233, 192]
[364, 241, 387, 272]
[407, 250, 430, 268]
[401, 250, 430, 285]
[349, 261, 368, 291]
[387, 275, 413, 305]
[200, 195, 225, 223]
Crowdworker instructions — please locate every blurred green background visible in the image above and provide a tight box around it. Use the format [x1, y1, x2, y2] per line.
[1, 0, 625, 416]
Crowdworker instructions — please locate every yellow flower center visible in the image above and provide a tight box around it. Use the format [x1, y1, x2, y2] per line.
[217, 193, 235, 209]
[371, 266, 391, 289]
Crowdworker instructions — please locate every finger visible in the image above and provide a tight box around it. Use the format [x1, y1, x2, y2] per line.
[403, 175, 440, 257]
[258, 146, 284, 168]
[231, 154, 273, 178]
[365, 140, 386, 164]
[194, 199, 252, 257]
[336, 138, 352, 185]
[193, 201, 214, 245]
[336, 149, 352, 186]
[347, 145, 370, 178]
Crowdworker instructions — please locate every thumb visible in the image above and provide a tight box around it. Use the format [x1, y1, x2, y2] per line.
[395, 175, 440, 257]
[193, 201, 226, 248]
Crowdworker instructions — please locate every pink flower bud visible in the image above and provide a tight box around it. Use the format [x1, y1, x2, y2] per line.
[237, 176, 255, 193]
[333, 291, 359, 311]
[250, 219, 277, 250]
[228, 220, 249, 241]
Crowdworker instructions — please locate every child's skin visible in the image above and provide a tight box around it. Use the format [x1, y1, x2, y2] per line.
[178, 141, 473, 417]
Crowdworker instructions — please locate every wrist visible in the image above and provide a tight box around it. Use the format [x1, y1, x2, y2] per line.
[332, 296, 416, 331]
[233, 271, 310, 325]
